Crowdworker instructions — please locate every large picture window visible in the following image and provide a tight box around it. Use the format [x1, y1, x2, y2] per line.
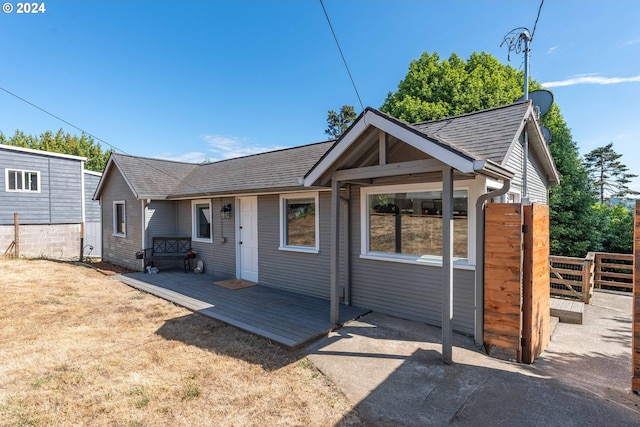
[6, 169, 39, 192]
[113, 201, 126, 237]
[362, 184, 469, 262]
[192, 200, 212, 242]
[280, 192, 319, 252]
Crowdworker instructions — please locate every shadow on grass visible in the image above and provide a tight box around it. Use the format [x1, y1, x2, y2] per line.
[155, 313, 302, 370]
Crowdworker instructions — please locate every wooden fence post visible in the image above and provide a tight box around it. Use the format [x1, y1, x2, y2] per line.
[633, 201, 640, 393]
[584, 252, 595, 304]
[13, 212, 19, 258]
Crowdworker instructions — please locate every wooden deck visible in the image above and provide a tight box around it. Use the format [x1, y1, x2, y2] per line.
[114, 272, 369, 349]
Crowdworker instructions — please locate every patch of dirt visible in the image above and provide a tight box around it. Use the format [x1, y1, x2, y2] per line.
[81, 260, 136, 275]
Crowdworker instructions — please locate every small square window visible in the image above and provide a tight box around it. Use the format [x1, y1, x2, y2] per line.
[280, 192, 319, 252]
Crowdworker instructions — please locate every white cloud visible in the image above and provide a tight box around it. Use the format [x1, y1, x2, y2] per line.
[155, 151, 208, 163]
[626, 39, 640, 46]
[542, 75, 640, 88]
[546, 46, 558, 54]
[202, 134, 286, 161]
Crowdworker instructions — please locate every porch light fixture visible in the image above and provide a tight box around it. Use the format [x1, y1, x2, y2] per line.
[220, 203, 232, 219]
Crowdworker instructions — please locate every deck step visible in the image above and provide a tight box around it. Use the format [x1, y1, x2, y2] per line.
[550, 298, 584, 325]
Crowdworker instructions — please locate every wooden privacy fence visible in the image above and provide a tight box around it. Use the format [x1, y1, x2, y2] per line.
[549, 252, 633, 303]
[484, 203, 550, 364]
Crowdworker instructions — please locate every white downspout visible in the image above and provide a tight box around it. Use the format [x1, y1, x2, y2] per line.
[474, 179, 511, 345]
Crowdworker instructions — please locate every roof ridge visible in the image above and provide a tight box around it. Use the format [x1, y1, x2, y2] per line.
[412, 101, 531, 125]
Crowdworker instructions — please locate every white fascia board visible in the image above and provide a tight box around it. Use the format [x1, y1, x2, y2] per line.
[303, 110, 476, 186]
[0, 143, 87, 161]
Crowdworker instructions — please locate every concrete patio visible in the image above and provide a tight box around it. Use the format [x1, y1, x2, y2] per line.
[307, 290, 639, 426]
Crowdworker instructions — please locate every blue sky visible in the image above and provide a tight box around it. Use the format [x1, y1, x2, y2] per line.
[1, 1, 639, 191]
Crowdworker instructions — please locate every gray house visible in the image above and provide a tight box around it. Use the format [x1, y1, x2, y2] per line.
[94, 102, 559, 341]
[0, 144, 102, 259]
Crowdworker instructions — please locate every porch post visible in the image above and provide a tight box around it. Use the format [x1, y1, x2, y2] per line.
[330, 177, 341, 324]
[442, 167, 454, 364]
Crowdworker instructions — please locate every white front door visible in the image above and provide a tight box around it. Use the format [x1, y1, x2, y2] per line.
[237, 196, 259, 282]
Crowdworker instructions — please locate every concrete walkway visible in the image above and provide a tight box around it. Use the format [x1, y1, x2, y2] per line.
[307, 291, 640, 426]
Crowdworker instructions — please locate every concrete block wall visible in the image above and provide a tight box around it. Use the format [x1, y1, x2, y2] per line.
[0, 223, 81, 260]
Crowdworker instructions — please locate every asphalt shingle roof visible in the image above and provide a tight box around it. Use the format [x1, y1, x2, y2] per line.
[412, 101, 530, 166]
[109, 154, 197, 199]
[170, 142, 334, 197]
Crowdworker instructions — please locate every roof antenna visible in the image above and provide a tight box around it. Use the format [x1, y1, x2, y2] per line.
[501, 27, 532, 204]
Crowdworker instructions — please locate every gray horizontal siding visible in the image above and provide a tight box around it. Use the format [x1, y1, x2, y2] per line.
[1, 148, 85, 225]
[257, 193, 333, 299]
[175, 198, 236, 278]
[100, 168, 143, 271]
[504, 137, 549, 204]
[348, 184, 476, 335]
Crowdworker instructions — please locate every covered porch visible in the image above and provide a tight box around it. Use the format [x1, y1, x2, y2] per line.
[114, 271, 369, 349]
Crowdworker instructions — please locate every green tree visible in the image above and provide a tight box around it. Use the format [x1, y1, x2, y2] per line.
[592, 203, 634, 253]
[583, 143, 639, 204]
[380, 51, 599, 257]
[325, 105, 356, 140]
[0, 129, 111, 172]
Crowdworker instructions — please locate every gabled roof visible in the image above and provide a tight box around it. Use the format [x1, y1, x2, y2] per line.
[95, 102, 559, 201]
[94, 154, 197, 200]
[413, 101, 558, 185]
[305, 103, 559, 187]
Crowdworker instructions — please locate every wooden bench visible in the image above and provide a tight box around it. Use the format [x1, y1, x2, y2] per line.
[144, 237, 192, 273]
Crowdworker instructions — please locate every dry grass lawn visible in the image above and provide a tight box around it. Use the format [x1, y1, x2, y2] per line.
[0, 258, 363, 427]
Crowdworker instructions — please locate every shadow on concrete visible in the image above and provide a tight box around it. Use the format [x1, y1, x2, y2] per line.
[306, 309, 640, 427]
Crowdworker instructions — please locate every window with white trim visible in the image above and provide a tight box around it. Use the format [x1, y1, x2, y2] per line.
[361, 183, 469, 263]
[5, 169, 40, 192]
[113, 201, 126, 237]
[280, 192, 319, 252]
[192, 200, 212, 242]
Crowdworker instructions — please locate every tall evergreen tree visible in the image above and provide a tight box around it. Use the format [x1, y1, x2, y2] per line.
[380, 51, 599, 256]
[583, 142, 639, 204]
[325, 105, 357, 140]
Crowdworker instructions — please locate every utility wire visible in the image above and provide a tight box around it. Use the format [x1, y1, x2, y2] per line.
[531, 0, 544, 41]
[0, 85, 126, 155]
[0, 85, 198, 187]
[319, 0, 365, 111]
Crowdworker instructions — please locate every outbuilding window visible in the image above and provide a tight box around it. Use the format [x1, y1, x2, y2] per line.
[6, 169, 39, 192]
[113, 201, 126, 237]
[280, 192, 319, 253]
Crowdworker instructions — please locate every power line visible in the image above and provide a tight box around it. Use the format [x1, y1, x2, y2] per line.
[0, 85, 196, 187]
[0, 85, 127, 155]
[319, 0, 365, 111]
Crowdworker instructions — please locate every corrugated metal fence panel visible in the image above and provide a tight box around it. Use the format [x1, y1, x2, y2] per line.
[522, 203, 551, 363]
[484, 203, 523, 355]
[84, 172, 102, 222]
[83, 221, 102, 257]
